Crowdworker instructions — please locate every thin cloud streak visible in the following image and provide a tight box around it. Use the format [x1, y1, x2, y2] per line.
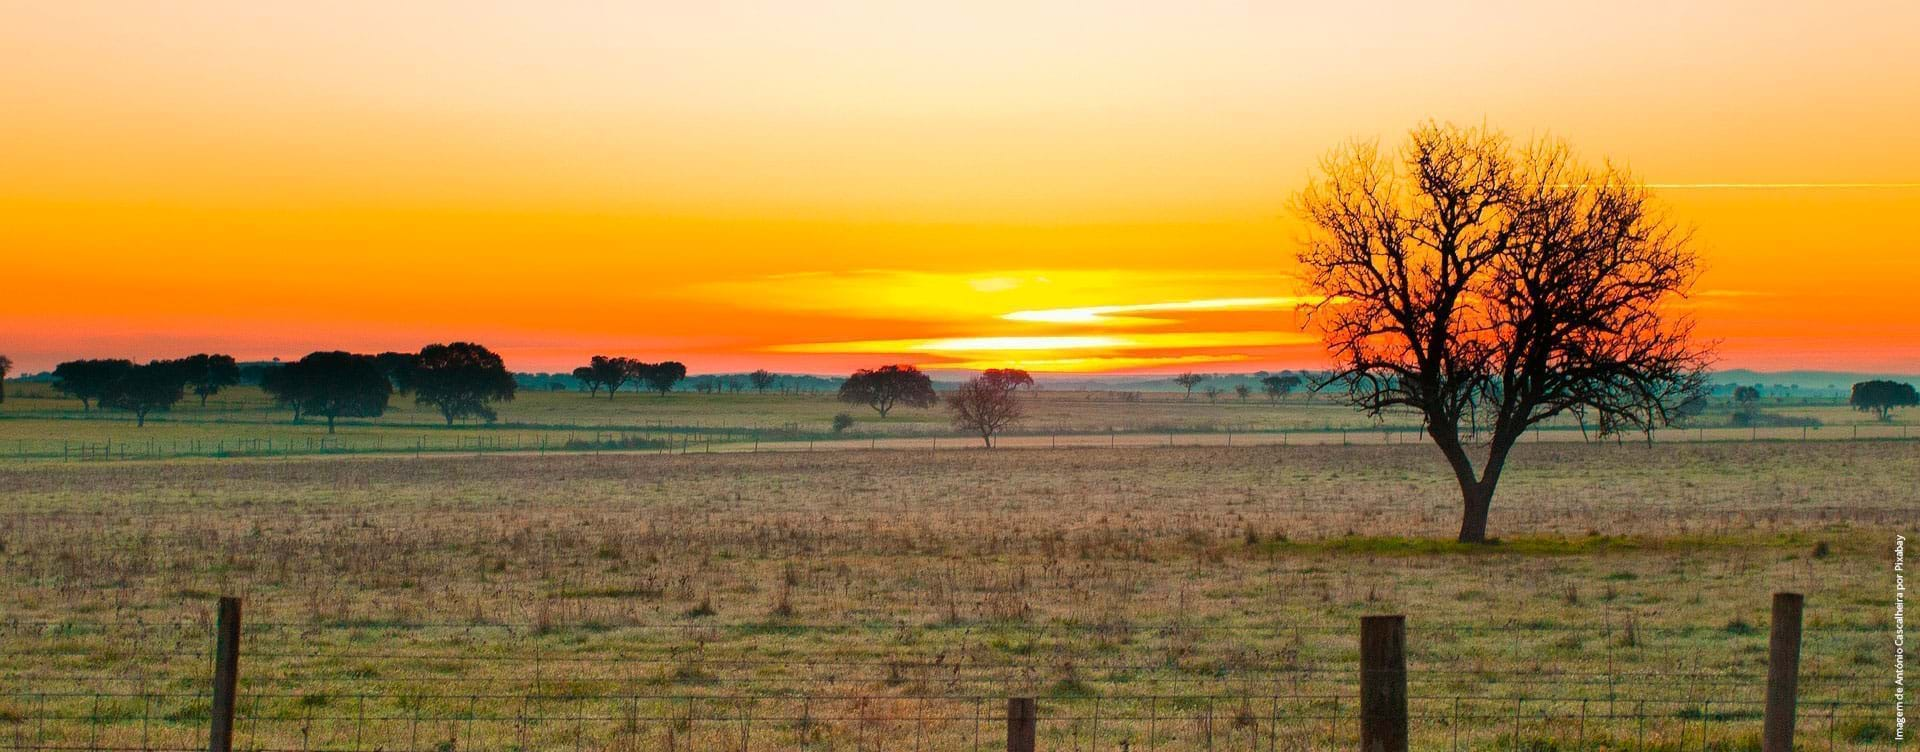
[1001, 296, 1320, 325]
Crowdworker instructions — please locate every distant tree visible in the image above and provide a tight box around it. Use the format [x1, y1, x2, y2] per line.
[1173, 372, 1205, 398]
[749, 369, 778, 393]
[638, 361, 687, 395]
[1261, 374, 1302, 402]
[1729, 385, 1763, 425]
[831, 413, 855, 434]
[175, 353, 241, 406]
[1204, 385, 1221, 402]
[259, 364, 312, 422]
[52, 359, 134, 412]
[572, 366, 602, 396]
[726, 378, 745, 394]
[838, 365, 938, 417]
[0, 354, 11, 405]
[373, 352, 420, 393]
[1295, 122, 1710, 542]
[412, 342, 516, 425]
[101, 360, 189, 427]
[1850, 380, 1918, 421]
[1234, 384, 1251, 402]
[947, 373, 1027, 447]
[981, 368, 1034, 392]
[587, 356, 636, 399]
[281, 351, 391, 433]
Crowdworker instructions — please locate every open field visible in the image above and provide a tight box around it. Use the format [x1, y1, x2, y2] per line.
[1, 382, 1909, 461]
[2, 440, 1909, 749]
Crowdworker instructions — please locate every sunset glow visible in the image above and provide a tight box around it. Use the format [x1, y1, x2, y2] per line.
[4, 2, 1918, 374]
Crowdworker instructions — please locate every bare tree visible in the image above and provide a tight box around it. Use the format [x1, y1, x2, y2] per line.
[1172, 372, 1205, 398]
[1295, 122, 1710, 543]
[947, 371, 1028, 447]
[0, 354, 11, 405]
[749, 369, 777, 393]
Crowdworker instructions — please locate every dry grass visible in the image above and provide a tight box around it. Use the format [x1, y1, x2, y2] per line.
[0, 440, 1908, 748]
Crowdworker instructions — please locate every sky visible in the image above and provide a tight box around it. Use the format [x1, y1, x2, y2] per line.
[3, 1, 1918, 375]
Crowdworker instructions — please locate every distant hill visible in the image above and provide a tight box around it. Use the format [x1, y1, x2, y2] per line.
[1709, 369, 1920, 394]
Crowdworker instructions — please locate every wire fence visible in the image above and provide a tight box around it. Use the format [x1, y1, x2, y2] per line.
[1, 599, 1906, 750]
[3, 421, 1914, 463]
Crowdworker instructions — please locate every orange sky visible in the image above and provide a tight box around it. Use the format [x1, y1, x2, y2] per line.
[4, 2, 1918, 374]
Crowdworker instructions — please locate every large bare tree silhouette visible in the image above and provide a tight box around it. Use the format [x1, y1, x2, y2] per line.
[1295, 122, 1711, 542]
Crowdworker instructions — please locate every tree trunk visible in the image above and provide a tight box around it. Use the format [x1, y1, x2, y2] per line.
[327, 415, 336, 434]
[135, 410, 146, 428]
[1457, 483, 1493, 543]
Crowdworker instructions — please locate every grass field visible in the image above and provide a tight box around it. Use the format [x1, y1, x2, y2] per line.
[0, 381, 1908, 461]
[2, 439, 1909, 749]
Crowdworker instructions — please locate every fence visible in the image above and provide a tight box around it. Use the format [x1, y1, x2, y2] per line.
[5, 421, 1917, 463]
[1, 593, 1903, 751]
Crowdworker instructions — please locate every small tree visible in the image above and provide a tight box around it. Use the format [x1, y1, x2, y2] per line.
[1295, 122, 1710, 543]
[0, 354, 11, 405]
[638, 361, 687, 395]
[1261, 374, 1302, 402]
[1234, 384, 1251, 402]
[260, 363, 312, 422]
[572, 366, 602, 396]
[279, 351, 392, 433]
[587, 356, 635, 399]
[838, 365, 938, 417]
[749, 369, 778, 393]
[53, 359, 135, 412]
[831, 413, 855, 433]
[1204, 385, 1221, 402]
[948, 372, 1027, 447]
[1173, 372, 1205, 398]
[1850, 380, 1918, 421]
[176, 353, 241, 406]
[101, 360, 188, 427]
[373, 352, 420, 393]
[1730, 385, 1763, 425]
[412, 342, 517, 425]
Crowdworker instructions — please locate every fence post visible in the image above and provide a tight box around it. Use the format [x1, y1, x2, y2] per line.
[1762, 592, 1804, 752]
[1007, 697, 1036, 752]
[209, 596, 243, 752]
[1360, 615, 1408, 752]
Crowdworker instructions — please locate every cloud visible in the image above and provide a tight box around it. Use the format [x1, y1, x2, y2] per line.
[682, 269, 1304, 324]
[769, 331, 1316, 355]
[1001, 296, 1321, 325]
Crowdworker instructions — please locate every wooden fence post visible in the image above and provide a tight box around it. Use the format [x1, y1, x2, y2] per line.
[1762, 592, 1804, 752]
[209, 596, 243, 752]
[1007, 697, 1036, 752]
[1360, 615, 1408, 752]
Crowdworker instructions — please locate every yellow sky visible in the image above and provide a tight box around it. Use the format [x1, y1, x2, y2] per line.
[3, 2, 1917, 373]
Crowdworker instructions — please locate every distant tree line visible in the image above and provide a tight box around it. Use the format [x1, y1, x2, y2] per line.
[45, 343, 516, 431]
[46, 354, 239, 426]
[569, 357, 687, 398]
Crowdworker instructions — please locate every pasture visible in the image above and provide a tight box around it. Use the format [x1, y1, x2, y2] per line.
[1, 437, 1908, 749]
[0, 382, 1905, 461]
